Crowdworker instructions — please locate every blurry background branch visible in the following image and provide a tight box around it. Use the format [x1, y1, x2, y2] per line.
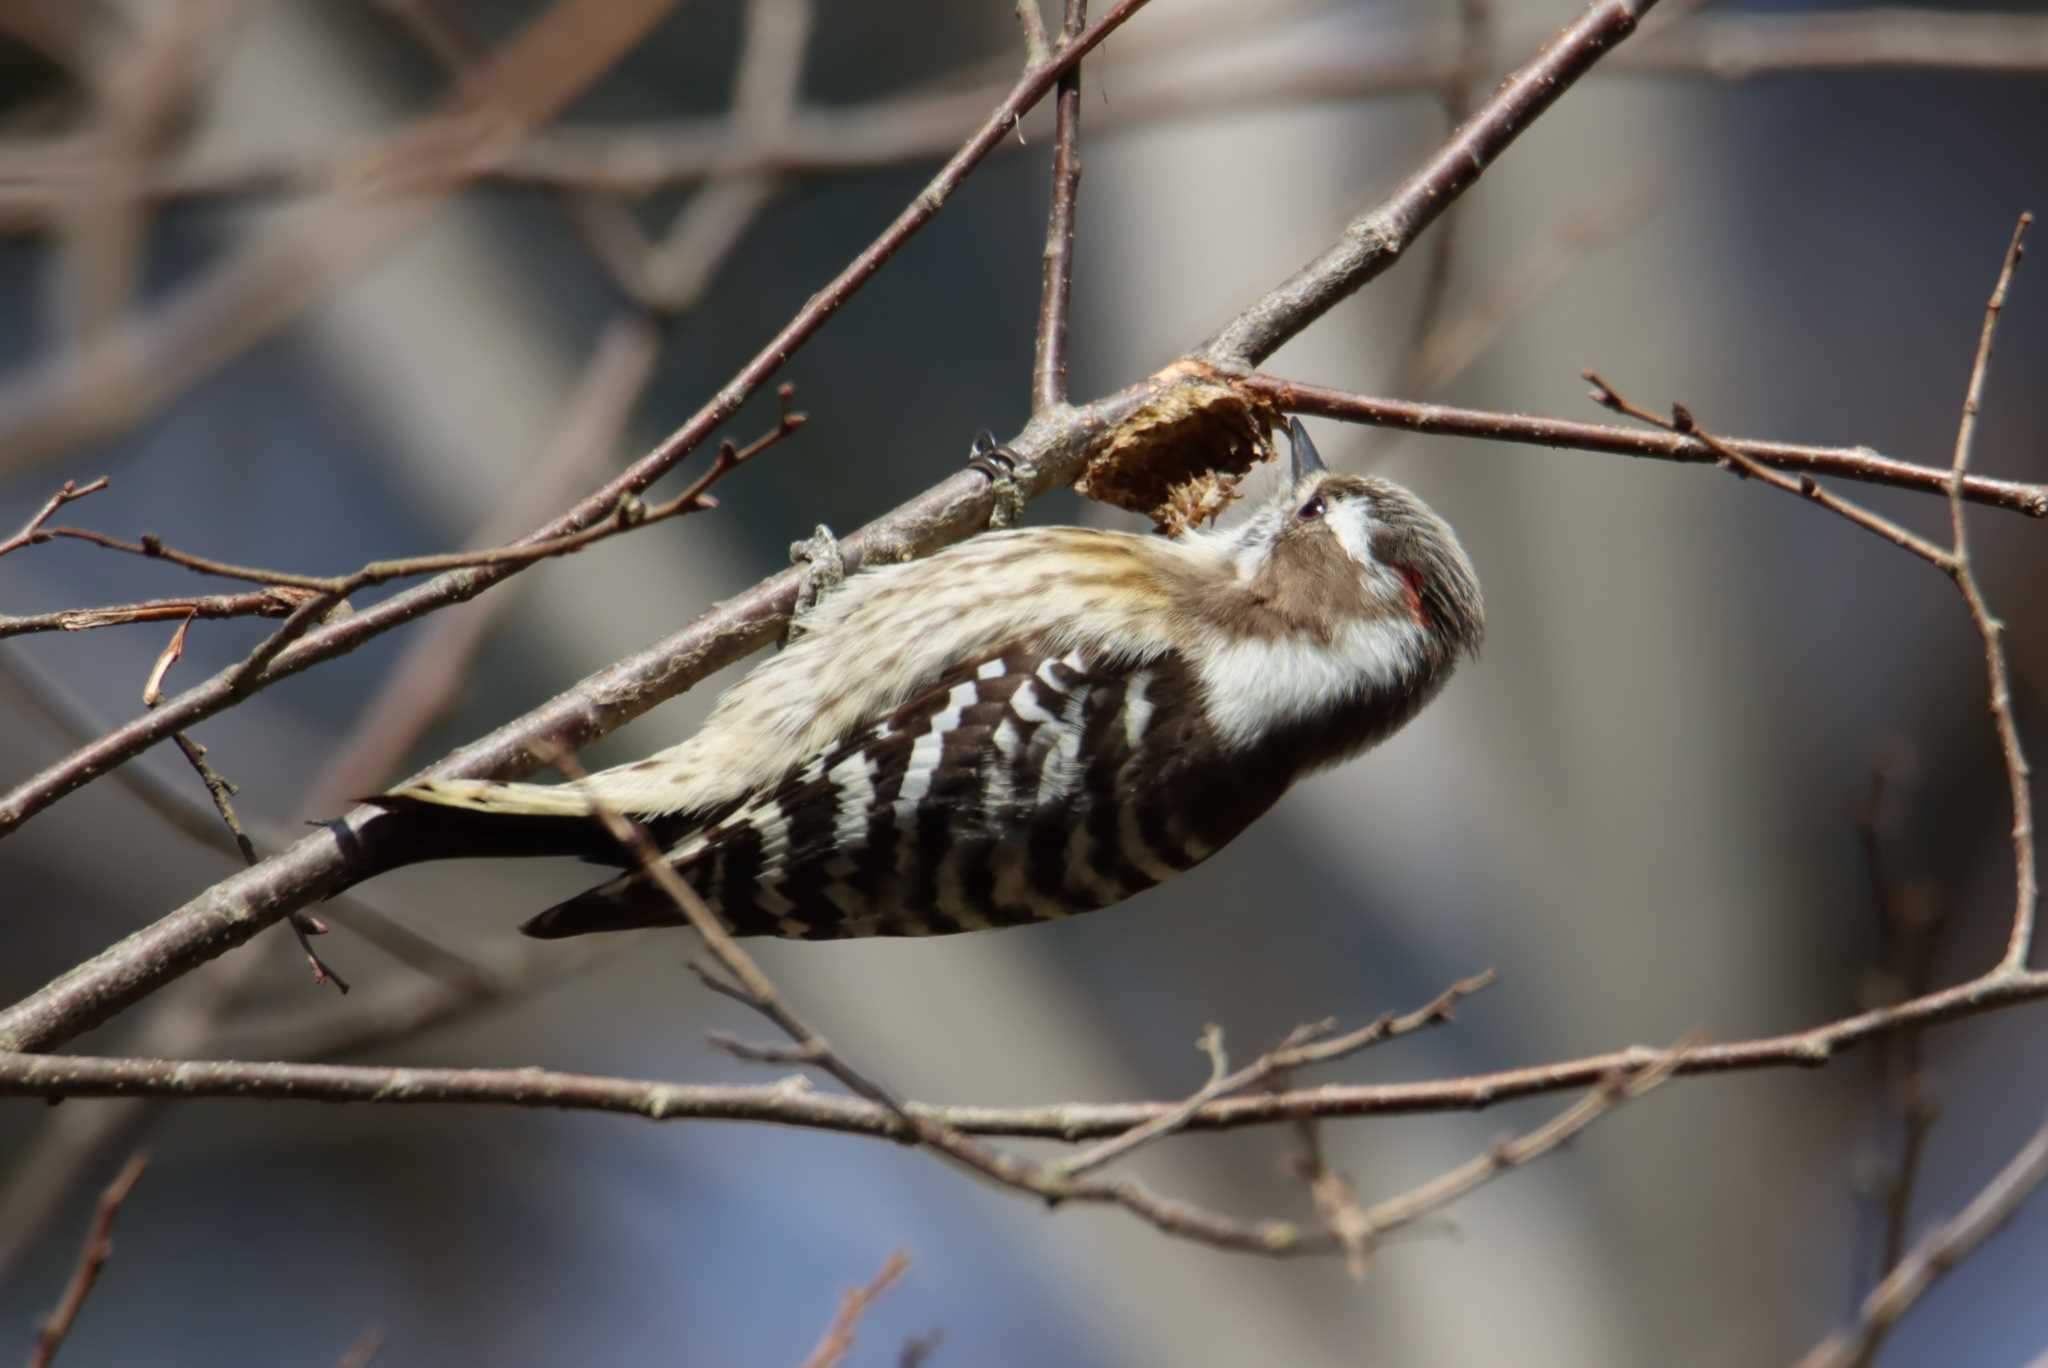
[3, 9, 2046, 230]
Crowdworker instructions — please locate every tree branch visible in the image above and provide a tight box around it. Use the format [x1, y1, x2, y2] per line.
[1053, 971, 1496, 1180]
[1240, 374, 2048, 517]
[1030, 0, 1087, 413]
[7, 965, 2047, 1137]
[1947, 214, 2036, 971]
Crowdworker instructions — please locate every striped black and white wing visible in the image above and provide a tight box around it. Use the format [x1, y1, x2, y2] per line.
[523, 641, 1271, 940]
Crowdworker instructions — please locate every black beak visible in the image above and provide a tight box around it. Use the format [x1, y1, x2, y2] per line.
[1288, 417, 1326, 483]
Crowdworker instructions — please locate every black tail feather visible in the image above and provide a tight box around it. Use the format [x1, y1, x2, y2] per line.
[357, 794, 631, 869]
[519, 879, 691, 940]
[358, 795, 722, 939]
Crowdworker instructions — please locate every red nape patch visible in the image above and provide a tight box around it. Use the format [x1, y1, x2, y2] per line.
[1401, 568, 1431, 632]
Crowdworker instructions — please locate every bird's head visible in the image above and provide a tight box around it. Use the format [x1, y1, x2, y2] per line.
[1215, 419, 1484, 665]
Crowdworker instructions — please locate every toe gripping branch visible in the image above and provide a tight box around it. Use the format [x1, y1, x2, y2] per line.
[786, 523, 845, 644]
[967, 430, 1028, 530]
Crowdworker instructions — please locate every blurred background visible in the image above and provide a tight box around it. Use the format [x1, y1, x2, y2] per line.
[3, 1, 2046, 1363]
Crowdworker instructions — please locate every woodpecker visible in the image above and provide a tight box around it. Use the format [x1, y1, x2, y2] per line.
[371, 420, 1483, 940]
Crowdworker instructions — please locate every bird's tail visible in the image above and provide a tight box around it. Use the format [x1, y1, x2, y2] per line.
[361, 783, 622, 866]
[518, 867, 698, 939]
[363, 779, 714, 940]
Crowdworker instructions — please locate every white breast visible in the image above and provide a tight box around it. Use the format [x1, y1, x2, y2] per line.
[1190, 616, 1423, 753]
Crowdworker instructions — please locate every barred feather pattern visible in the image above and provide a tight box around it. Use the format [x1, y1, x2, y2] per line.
[527, 640, 1244, 938]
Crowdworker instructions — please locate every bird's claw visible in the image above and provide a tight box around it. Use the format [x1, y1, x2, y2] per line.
[967, 430, 1028, 529]
[787, 523, 845, 644]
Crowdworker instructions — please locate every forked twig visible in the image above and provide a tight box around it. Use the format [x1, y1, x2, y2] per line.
[1055, 971, 1495, 1180]
[0, 476, 109, 559]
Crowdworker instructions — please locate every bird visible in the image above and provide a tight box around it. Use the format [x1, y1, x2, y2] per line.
[369, 419, 1483, 941]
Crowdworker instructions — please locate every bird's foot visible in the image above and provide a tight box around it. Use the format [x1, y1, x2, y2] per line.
[967, 430, 1029, 529]
[786, 523, 845, 644]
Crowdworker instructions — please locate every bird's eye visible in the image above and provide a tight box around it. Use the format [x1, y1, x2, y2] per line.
[1297, 494, 1325, 521]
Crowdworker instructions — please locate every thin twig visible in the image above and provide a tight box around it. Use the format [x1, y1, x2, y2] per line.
[1347, 1039, 1687, 1241]
[166, 732, 254, 866]
[797, 1250, 909, 1368]
[36, 528, 346, 592]
[1290, 1112, 1374, 1280]
[0, 587, 320, 641]
[1055, 971, 1495, 1179]
[152, 641, 353, 992]
[1241, 374, 2048, 517]
[30, 385, 801, 704]
[27, 1151, 149, 1368]
[1581, 372, 1957, 564]
[0, 650, 261, 860]
[1799, 1116, 2048, 1368]
[169, 734, 352, 992]
[1946, 213, 2035, 971]
[1031, 0, 1087, 413]
[0, 476, 110, 558]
